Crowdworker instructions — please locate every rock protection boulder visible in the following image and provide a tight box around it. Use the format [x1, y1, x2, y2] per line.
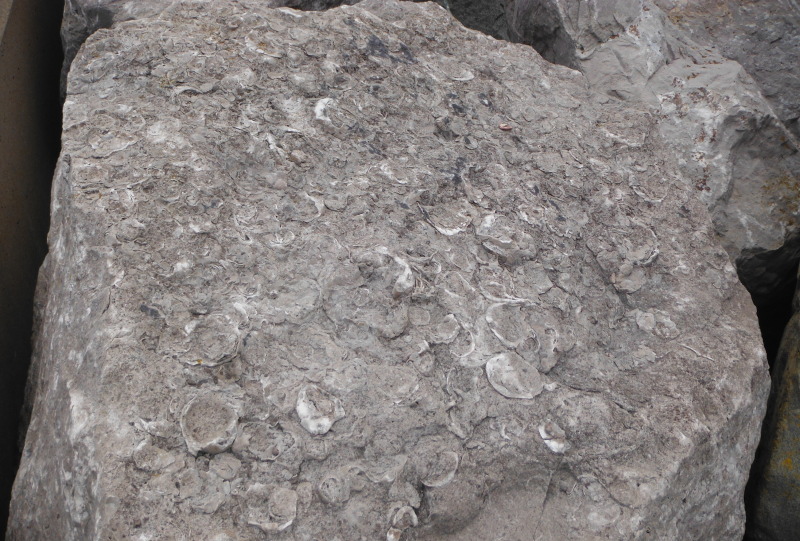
[9, 1, 769, 540]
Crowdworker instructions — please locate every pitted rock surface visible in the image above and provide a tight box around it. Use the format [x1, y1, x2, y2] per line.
[9, 1, 769, 540]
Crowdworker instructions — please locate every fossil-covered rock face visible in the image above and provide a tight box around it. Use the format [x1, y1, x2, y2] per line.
[9, 1, 768, 540]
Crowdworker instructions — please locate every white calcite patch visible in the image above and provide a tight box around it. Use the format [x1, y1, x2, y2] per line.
[539, 422, 568, 455]
[295, 385, 345, 435]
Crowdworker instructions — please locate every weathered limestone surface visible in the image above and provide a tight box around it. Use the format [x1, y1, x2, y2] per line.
[60, 0, 451, 95]
[60, 0, 359, 94]
[10, 1, 769, 540]
[494, 7, 800, 536]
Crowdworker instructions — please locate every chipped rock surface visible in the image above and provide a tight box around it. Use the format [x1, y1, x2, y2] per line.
[9, 1, 769, 540]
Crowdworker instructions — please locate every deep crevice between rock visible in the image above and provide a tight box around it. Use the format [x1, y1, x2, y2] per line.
[739, 238, 800, 540]
[739, 243, 800, 370]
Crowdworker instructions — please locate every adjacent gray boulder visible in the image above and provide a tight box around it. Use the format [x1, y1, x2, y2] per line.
[501, 0, 800, 315]
[10, 1, 769, 540]
[654, 0, 800, 139]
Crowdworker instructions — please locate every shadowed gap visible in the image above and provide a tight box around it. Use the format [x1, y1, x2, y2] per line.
[0, 0, 63, 536]
[742, 254, 799, 540]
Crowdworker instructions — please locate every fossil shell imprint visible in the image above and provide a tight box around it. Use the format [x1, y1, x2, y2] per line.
[485, 352, 543, 399]
[180, 394, 239, 455]
[421, 450, 460, 488]
[296, 385, 346, 435]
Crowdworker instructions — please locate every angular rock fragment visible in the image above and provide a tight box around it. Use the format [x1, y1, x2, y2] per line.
[654, 0, 800, 139]
[9, 1, 769, 540]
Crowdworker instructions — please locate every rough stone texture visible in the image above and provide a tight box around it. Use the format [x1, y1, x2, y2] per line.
[60, 0, 371, 96]
[60, 0, 450, 95]
[654, 0, 800, 139]
[500, 3, 800, 537]
[10, 1, 769, 540]
[502, 0, 800, 314]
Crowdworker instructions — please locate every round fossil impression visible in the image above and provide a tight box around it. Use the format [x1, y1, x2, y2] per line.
[180, 393, 239, 456]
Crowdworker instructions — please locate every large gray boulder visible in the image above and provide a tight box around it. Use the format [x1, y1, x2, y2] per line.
[10, 1, 769, 539]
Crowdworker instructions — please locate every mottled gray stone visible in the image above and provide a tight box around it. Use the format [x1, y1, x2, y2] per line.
[60, 0, 361, 96]
[10, 1, 769, 540]
[60, 0, 451, 96]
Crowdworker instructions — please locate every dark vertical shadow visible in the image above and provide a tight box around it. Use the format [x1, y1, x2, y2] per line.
[0, 0, 63, 536]
[743, 258, 799, 541]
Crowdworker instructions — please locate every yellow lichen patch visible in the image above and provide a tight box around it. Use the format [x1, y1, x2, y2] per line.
[782, 456, 794, 471]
